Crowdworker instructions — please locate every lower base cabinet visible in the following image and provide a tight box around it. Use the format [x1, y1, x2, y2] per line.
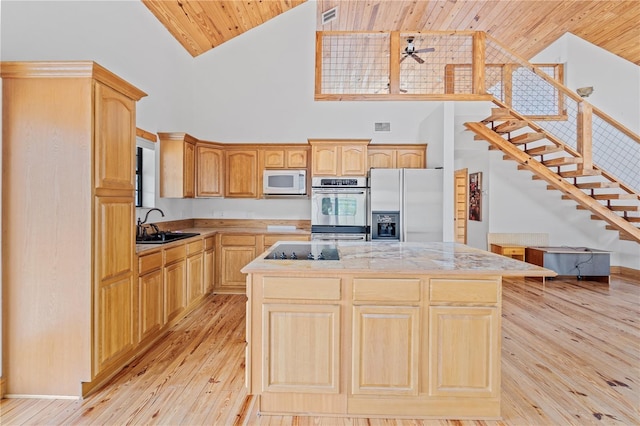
[352, 305, 420, 396]
[187, 239, 205, 305]
[139, 269, 164, 341]
[428, 306, 500, 398]
[246, 274, 502, 418]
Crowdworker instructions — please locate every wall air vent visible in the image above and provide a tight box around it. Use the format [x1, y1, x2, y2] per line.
[322, 7, 337, 25]
[375, 122, 391, 132]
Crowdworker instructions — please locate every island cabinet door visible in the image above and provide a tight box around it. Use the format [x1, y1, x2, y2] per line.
[262, 304, 341, 394]
[351, 305, 420, 396]
[428, 306, 500, 398]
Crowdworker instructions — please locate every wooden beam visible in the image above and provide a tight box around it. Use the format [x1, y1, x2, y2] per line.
[577, 101, 594, 171]
[315, 32, 323, 97]
[389, 31, 401, 95]
[472, 31, 486, 95]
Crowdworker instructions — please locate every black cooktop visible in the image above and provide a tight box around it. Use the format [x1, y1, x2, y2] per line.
[265, 243, 340, 261]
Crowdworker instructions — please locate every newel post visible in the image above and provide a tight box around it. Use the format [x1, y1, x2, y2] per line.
[472, 32, 486, 95]
[577, 101, 594, 171]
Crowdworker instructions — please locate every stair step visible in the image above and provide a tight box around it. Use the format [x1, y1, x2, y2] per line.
[577, 205, 638, 212]
[591, 193, 638, 200]
[565, 193, 637, 201]
[475, 134, 490, 141]
[607, 224, 640, 231]
[510, 132, 546, 145]
[481, 108, 512, 123]
[559, 169, 602, 178]
[624, 216, 640, 223]
[526, 145, 563, 156]
[543, 157, 583, 167]
[575, 182, 620, 189]
[494, 120, 529, 133]
[619, 233, 636, 241]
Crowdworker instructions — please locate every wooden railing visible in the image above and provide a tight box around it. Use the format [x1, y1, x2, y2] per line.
[315, 30, 640, 192]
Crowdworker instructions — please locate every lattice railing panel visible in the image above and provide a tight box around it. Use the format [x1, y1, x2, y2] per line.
[399, 33, 473, 95]
[321, 33, 390, 94]
[592, 114, 640, 190]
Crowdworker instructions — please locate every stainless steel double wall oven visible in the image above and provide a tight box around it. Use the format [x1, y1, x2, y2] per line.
[310, 176, 368, 241]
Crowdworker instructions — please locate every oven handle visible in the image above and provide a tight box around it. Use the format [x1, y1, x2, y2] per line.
[312, 189, 367, 195]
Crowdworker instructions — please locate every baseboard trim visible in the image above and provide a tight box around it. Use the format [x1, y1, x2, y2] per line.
[611, 266, 640, 283]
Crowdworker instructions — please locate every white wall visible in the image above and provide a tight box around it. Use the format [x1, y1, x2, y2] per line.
[532, 32, 640, 134]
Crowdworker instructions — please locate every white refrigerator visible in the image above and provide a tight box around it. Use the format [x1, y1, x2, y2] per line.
[369, 168, 443, 242]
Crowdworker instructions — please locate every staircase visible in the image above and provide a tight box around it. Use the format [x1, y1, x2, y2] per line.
[465, 104, 640, 243]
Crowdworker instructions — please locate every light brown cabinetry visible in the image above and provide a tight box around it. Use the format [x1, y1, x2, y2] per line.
[309, 139, 370, 176]
[215, 233, 310, 294]
[351, 278, 421, 397]
[196, 142, 224, 197]
[1, 61, 146, 397]
[159, 132, 196, 198]
[216, 234, 257, 293]
[225, 149, 259, 198]
[262, 234, 310, 251]
[164, 244, 187, 323]
[263, 146, 309, 169]
[367, 144, 427, 169]
[94, 196, 136, 374]
[246, 272, 502, 418]
[186, 239, 205, 305]
[204, 237, 215, 293]
[428, 278, 500, 398]
[138, 251, 164, 344]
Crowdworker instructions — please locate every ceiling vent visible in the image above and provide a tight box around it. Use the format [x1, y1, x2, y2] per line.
[375, 122, 391, 132]
[322, 7, 338, 25]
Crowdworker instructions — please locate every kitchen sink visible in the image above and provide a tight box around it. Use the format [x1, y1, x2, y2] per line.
[136, 231, 200, 244]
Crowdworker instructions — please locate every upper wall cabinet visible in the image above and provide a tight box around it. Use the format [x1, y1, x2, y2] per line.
[159, 132, 196, 198]
[367, 144, 427, 169]
[309, 139, 370, 176]
[196, 142, 224, 198]
[225, 148, 259, 198]
[263, 146, 309, 169]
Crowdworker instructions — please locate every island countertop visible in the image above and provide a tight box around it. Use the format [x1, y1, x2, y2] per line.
[242, 240, 556, 277]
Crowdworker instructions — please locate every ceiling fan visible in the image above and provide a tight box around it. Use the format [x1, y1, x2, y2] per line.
[401, 38, 435, 64]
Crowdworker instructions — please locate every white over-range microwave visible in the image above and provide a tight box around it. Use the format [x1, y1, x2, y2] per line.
[263, 169, 307, 195]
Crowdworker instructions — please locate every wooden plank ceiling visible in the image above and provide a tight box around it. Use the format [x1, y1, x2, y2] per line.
[141, 0, 307, 57]
[142, 1, 640, 65]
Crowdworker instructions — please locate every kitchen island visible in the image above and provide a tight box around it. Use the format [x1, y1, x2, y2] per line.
[241, 241, 555, 419]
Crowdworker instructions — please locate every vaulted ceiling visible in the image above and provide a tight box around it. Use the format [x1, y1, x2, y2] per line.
[142, 1, 640, 65]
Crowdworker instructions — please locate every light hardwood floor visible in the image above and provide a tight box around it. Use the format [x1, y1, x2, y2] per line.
[1, 275, 639, 425]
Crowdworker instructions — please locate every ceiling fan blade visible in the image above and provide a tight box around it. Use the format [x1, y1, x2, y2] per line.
[411, 54, 425, 64]
[400, 87, 408, 93]
[414, 47, 435, 54]
[400, 54, 409, 63]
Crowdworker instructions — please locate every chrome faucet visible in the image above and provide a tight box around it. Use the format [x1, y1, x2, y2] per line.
[137, 208, 165, 238]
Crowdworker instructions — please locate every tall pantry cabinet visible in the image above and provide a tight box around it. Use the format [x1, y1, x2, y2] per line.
[1, 61, 146, 397]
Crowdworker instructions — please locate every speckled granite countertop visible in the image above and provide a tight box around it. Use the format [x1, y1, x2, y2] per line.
[242, 241, 556, 277]
[135, 227, 310, 254]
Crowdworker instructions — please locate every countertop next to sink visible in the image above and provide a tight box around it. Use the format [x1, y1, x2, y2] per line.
[135, 227, 310, 255]
[242, 241, 556, 278]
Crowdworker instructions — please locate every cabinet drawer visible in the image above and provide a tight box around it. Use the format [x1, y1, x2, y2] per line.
[187, 239, 204, 255]
[502, 247, 525, 256]
[263, 277, 341, 300]
[164, 244, 186, 265]
[263, 234, 309, 247]
[353, 278, 421, 302]
[430, 278, 499, 304]
[139, 251, 162, 275]
[204, 236, 215, 250]
[221, 234, 256, 246]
